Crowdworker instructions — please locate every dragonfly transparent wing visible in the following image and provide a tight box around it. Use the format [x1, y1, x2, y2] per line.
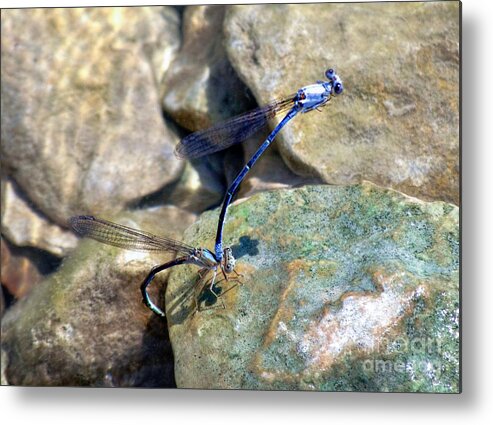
[69, 215, 195, 256]
[175, 96, 295, 159]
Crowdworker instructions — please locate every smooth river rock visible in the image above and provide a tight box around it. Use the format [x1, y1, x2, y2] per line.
[1, 179, 78, 257]
[1, 207, 195, 387]
[224, 2, 460, 205]
[161, 5, 253, 132]
[1, 7, 183, 225]
[166, 182, 459, 392]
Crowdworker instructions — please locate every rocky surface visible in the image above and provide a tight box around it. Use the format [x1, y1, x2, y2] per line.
[233, 129, 323, 201]
[1, 7, 183, 225]
[1, 4, 460, 391]
[162, 161, 225, 213]
[1, 208, 195, 386]
[224, 2, 460, 205]
[167, 183, 459, 392]
[1, 180, 78, 257]
[161, 5, 253, 132]
[1, 238, 45, 303]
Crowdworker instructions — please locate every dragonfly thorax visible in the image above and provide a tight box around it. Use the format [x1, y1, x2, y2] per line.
[295, 68, 344, 113]
[296, 83, 332, 112]
[193, 248, 218, 268]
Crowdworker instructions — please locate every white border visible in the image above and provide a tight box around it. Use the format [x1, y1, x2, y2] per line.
[2, 0, 492, 424]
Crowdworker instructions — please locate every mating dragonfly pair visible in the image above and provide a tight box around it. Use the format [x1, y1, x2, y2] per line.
[70, 68, 344, 318]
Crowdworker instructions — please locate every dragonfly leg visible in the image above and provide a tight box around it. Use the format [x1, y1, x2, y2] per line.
[208, 268, 219, 297]
[192, 268, 210, 314]
[193, 268, 226, 312]
[141, 256, 190, 318]
[202, 264, 242, 301]
[232, 268, 244, 279]
[206, 269, 225, 311]
[217, 280, 240, 297]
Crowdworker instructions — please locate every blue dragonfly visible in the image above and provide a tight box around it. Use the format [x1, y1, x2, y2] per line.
[175, 68, 344, 264]
[69, 215, 238, 318]
[70, 69, 343, 318]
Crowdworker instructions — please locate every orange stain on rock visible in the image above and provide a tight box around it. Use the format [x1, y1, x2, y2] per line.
[252, 266, 428, 384]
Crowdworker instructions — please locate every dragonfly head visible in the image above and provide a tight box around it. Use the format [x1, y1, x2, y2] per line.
[325, 68, 344, 96]
[296, 68, 344, 113]
[222, 247, 236, 274]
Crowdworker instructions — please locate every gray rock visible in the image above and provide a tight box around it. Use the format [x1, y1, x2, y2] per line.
[167, 183, 459, 392]
[224, 2, 460, 205]
[1, 207, 195, 387]
[161, 5, 253, 132]
[1, 8, 183, 225]
[1, 179, 78, 257]
[160, 160, 225, 213]
[1, 346, 8, 385]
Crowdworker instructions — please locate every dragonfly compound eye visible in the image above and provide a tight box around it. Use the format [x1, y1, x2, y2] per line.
[334, 82, 343, 95]
[325, 68, 335, 79]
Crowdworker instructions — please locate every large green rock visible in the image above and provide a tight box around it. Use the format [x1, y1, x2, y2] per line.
[167, 183, 459, 392]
